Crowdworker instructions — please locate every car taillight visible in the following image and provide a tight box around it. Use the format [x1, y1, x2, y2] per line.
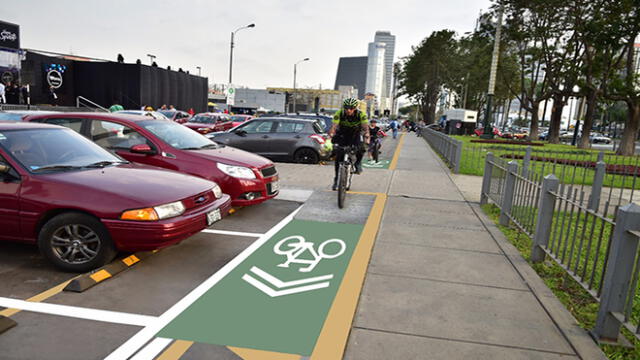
[309, 135, 325, 144]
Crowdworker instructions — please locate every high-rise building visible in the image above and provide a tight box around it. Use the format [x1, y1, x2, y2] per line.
[334, 56, 368, 99]
[374, 31, 396, 108]
[366, 42, 386, 105]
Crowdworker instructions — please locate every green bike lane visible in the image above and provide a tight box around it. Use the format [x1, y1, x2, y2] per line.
[107, 191, 385, 360]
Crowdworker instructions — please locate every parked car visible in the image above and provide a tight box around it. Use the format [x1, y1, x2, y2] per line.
[117, 110, 170, 120]
[474, 127, 503, 137]
[230, 114, 254, 127]
[590, 133, 612, 144]
[183, 113, 234, 134]
[208, 117, 330, 164]
[279, 113, 333, 132]
[0, 110, 59, 122]
[158, 110, 192, 123]
[25, 113, 279, 206]
[0, 122, 231, 271]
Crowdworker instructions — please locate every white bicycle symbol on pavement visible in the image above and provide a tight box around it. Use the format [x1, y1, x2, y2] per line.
[274, 235, 346, 273]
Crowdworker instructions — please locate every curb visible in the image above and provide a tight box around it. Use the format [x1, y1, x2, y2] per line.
[0, 315, 17, 334]
[64, 252, 155, 293]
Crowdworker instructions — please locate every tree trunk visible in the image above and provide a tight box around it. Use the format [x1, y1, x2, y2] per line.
[529, 101, 540, 140]
[548, 94, 565, 144]
[617, 102, 640, 156]
[578, 90, 598, 149]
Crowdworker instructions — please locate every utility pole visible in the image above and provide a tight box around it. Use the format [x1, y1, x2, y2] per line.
[228, 23, 255, 85]
[480, 3, 504, 139]
[293, 58, 309, 114]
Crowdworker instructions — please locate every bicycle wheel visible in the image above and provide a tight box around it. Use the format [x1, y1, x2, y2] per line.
[337, 163, 348, 208]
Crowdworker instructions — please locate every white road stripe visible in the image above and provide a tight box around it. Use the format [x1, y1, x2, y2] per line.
[130, 337, 173, 360]
[0, 297, 156, 327]
[201, 229, 264, 237]
[105, 205, 302, 360]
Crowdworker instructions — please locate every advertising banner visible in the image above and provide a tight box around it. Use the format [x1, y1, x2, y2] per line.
[0, 21, 20, 50]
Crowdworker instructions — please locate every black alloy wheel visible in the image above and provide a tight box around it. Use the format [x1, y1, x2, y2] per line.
[38, 213, 117, 272]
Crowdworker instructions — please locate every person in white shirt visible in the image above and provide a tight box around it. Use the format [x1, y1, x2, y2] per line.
[0, 82, 5, 104]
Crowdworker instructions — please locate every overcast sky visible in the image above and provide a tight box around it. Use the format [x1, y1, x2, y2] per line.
[5, 0, 492, 90]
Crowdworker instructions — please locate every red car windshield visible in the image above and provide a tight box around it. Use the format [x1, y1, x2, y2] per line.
[0, 128, 125, 172]
[140, 120, 219, 150]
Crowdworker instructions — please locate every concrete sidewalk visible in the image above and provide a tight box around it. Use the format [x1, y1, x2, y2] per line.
[344, 134, 606, 359]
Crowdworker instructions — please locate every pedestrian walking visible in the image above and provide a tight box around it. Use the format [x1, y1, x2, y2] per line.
[389, 118, 399, 139]
[0, 81, 5, 104]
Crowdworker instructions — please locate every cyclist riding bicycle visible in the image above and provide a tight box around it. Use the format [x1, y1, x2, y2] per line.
[328, 98, 369, 191]
[367, 119, 382, 163]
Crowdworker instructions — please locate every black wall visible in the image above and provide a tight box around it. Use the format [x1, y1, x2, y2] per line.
[21, 52, 75, 106]
[21, 51, 208, 111]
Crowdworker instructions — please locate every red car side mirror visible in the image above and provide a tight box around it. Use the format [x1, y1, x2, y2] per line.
[130, 144, 156, 155]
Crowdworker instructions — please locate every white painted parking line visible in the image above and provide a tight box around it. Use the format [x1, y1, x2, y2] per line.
[201, 229, 264, 237]
[130, 337, 173, 360]
[0, 297, 156, 327]
[106, 205, 302, 360]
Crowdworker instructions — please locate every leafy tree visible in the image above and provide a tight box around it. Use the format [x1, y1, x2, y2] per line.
[398, 30, 460, 124]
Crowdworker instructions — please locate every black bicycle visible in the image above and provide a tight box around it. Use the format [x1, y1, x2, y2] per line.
[336, 145, 358, 208]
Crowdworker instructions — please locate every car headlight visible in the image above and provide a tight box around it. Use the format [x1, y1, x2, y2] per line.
[197, 127, 210, 132]
[217, 162, 256, 179]
[212, 184, 223, 199]
[121, 201, 185, 221]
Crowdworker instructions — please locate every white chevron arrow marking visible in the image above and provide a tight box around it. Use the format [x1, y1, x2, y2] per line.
[242, 274, 330, 297]
[249, 266, 333, 288]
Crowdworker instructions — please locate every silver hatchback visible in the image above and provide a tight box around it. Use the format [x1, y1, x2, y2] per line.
[207, 117, 330, 164]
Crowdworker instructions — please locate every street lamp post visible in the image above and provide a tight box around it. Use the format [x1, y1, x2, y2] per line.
[146, 53, 156, 65]
[292, 58, 309, 113]
[481, 4, 504, 139]
[196, 66, 201, 76]
[228, 23, 255, 85]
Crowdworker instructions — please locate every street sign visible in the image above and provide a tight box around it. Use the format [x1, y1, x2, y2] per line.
[226, 85, 236, 106]
[158, 219, 364, 356]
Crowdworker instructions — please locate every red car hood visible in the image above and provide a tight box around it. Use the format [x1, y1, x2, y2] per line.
[187, 146, 273, 169]
[42, 164, 217, 207]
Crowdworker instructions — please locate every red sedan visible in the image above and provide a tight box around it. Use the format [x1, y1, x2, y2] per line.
[0, 122, 231, 271]
[183, 113, 234, 134]
[25, 113, 279, 207]
[230, 114, 254, 128]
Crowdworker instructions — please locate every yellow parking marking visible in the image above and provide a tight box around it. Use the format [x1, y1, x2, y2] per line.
[123, 255, 140, 266]
[155, 340, 193, 360]
[229, 208, 237, 215]
[228, 346, 301, 360]
[310, 192, 387, 360]
[0, 277, 79, 317]
[89, 269, 112, 283]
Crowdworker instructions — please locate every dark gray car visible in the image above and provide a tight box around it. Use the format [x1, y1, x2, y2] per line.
[207, 117, 330, 163]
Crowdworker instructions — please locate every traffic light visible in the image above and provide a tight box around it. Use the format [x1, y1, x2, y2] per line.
[384, 109, 390, 116]
[374, 110, 380, 116]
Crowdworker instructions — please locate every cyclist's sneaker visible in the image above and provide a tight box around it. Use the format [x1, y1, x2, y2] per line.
[332, 180, 337, 191]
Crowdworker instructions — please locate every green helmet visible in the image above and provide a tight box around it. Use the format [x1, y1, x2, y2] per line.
[343, 98, 359, 108]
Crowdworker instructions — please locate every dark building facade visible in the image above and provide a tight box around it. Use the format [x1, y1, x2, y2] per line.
[334, 56, 367, 99]
[20, 51, 208, 111]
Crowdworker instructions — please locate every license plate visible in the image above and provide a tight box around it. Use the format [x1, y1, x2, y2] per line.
[206, 209, 221, 225]
[269, 180, 280, 193]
